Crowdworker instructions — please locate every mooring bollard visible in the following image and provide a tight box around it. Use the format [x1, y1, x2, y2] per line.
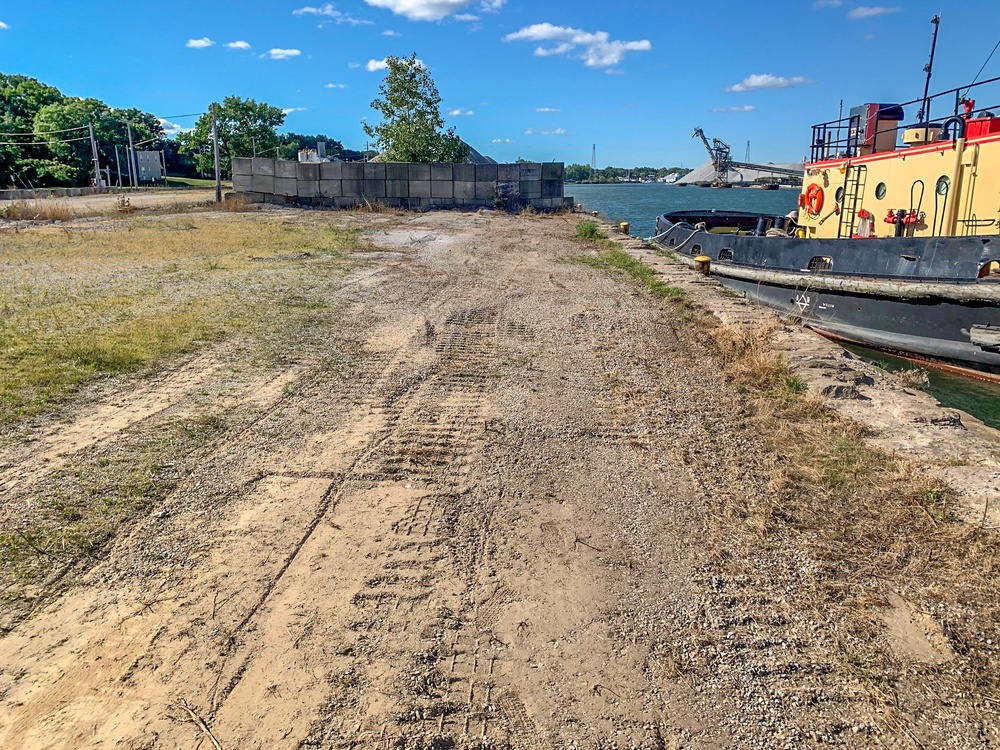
[694, 255, 712, 275]
[619, 221, 630, 236]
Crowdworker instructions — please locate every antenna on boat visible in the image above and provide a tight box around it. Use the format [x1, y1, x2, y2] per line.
[916, 14, 941, 123]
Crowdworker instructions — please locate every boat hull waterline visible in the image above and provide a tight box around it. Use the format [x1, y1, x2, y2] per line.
[652, 214, 1000, 380]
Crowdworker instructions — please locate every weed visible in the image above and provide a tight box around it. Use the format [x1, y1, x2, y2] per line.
[1, 200, 74, 222]
[115, 195, 135, 214]
[573, 222, 687, 302]
[576, 221, 606, 241]
[216, 195, 261, 213]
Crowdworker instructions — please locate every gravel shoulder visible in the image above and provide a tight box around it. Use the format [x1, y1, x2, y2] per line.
[0, 208, 996, 749]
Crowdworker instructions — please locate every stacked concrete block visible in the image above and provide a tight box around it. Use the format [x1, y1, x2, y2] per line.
[232, 159, 566, 211]
[296, 162, 320, 198]
[251, 158, 275, 195]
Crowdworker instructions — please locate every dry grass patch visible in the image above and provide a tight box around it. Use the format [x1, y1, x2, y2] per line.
[0, 214, 359, 423]
[1, 200, 75, 222]
[710, 321, 1000, 704]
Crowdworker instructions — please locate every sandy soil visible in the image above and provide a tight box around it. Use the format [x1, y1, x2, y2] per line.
[0, 209, 996, 749]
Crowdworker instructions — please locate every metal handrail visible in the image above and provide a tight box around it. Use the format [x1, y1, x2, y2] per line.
[809, 75, 1000, 162]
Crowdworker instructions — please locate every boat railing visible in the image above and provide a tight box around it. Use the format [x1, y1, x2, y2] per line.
[809, 75, 1000, 162]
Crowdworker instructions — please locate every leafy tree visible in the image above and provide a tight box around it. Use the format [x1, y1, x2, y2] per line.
[33, 98, 164, 186]
[179, 96, 285, 177]
[363, 54, 468, 163]
[0, 74, 66, 186]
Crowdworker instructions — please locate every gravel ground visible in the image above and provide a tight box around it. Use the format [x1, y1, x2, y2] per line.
[0, 207, 996, 749]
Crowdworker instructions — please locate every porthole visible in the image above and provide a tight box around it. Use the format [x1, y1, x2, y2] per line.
[875, 182, 887, 200]
[668, 237, 676, 247]
[835, 187, 845, 203]
[936, 176, 951, 195]
[808, 256, 833, 271]
[718, 248, 733, 261]
[691, 244, 702, 255]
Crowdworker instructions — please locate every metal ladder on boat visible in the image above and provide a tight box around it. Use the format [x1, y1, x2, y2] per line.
[837, 164, 867, 238]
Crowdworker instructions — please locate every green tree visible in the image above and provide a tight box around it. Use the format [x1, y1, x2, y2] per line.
[179, 96, 285, 177]
[32, 99, 164, 186]
[363, 54, 468, 163]
[277, 132, 346, 161]
[0, 74, 66, 186]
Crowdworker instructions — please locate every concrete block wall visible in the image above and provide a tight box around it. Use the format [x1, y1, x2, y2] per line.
[231, 157, 572, 211]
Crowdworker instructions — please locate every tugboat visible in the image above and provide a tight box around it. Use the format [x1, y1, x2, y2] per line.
[651, 18, 1000, 380]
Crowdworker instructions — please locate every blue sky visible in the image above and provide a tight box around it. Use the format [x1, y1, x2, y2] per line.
[3, 1, 1000, 167]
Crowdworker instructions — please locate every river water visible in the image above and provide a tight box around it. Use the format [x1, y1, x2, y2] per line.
[571, 182, 1000, 430]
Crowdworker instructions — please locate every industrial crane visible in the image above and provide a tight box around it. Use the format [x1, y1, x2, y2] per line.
[692, 127, 804, 186]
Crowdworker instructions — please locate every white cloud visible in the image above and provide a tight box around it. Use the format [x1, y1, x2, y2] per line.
[536, 107, 561, 113]
[712, 105, 758, 112]
[541, 128, 567, 135]
[504, 23, 651, 68]
[158, 119, 192, 136]
[454, 13, 479, 21]
[492, 138, 515, 144]
[726, 73, 809, 92]
[382, 29, 401, 36]
[0, 21, 9, 30]
[523, 128, 534, 135]
[186, 37, 215, 48]
[349, 62, 361, 68]
[225, 40, 251, 50]
[282, 107, 308, 115]
[847, 6, 900, 19]
[605, 68, 625, 75]
[267, 48, 302, 60]
[326, 83, 347, 88]
[366, 57, 423, 71]
[363, 0, 502, 22]
[812, 0, 842, 6]
[294, 3, 373, 24]
[449, 108, 475, 116]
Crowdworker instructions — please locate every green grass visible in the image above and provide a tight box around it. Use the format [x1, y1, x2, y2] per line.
[165, 176, 232, 189]
[573, 221, 687, 301]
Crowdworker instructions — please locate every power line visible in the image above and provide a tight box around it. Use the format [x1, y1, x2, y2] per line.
[962, 37, 1000, 98]
[0, 124, 90, 137]
[0, 135, 91, 146]
[157, 112, 205, 120]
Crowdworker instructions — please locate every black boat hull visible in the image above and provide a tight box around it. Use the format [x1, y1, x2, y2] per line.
[652, 215, 1000, 376]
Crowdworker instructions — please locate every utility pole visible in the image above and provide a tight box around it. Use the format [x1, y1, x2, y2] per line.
[114, 145, 123, 188]
[126, 122, 137, 188]
[88, 123, 102, 188]
[211, 102, 222, 203]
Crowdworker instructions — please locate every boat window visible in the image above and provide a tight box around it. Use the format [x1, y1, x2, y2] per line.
[691, 244, 702, 255]
[875, 183, 887, 200]
[718, 248, 733, 261]
[936, 176, 951, 195]
[835, 187, 845, 203]
[808, 256, 834, 271]
[668, 237, 676, 247]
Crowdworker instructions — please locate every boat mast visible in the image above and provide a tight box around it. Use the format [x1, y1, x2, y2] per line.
[917, 15, 941, 123]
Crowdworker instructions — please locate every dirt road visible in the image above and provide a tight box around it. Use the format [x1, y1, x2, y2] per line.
[0, 209, 995, 749]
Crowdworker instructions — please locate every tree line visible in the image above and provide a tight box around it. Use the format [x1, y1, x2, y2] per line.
[2, 57, 473, 188]
[0, 75, 361, 188]
[564, 164, 691, 183]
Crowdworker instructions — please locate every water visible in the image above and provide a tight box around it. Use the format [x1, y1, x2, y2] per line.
[841, 345, 1000, 430]
[570, 182, 1000, 430]
[569, 182, 798, 239]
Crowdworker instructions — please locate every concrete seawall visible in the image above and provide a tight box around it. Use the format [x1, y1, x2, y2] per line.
[231, 157, 572, 211]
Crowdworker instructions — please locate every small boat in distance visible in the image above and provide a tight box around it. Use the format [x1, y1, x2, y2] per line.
[651, 18, 1000, 380]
